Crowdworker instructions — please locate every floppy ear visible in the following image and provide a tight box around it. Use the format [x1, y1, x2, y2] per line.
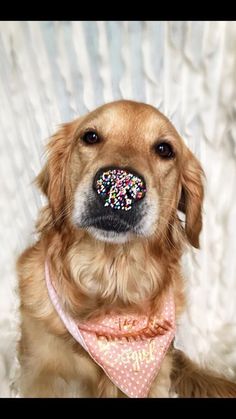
[178, 150, 204, 248]
[36, 163, 50, 196]
[35, 123, 75, 228]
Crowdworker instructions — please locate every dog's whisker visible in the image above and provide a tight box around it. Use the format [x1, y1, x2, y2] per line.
[46, 200, 74, 228]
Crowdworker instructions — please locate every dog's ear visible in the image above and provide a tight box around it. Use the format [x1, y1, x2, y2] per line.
[178, 149, 204, 248]
[35, 163, 50, 196]
[35, 123, 76, 228]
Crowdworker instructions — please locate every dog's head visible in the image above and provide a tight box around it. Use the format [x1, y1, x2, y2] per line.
[37, 100, 204, 248]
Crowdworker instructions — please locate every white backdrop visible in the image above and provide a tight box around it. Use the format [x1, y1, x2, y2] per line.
[0, 21, 236, 397]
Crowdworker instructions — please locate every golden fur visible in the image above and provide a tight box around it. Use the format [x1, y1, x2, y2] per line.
[17, 100, 236, 397]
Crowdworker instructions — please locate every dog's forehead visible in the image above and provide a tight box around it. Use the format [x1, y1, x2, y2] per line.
[82, 101, 179, 139]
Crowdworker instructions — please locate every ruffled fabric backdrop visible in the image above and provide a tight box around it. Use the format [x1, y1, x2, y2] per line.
[0, 21, 236, 397]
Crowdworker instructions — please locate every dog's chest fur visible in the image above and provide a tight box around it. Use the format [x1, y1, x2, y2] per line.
[18, 235, 184, 397]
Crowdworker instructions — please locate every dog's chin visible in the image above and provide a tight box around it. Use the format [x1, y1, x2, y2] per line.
[87, 226, 133, 244]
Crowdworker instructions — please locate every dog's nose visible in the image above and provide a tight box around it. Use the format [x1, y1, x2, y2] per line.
[93, 167, 146, 211]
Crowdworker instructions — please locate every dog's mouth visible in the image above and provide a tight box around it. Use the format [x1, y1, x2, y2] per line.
[72, 187, 158, 242]
[81, 215, 133, 233]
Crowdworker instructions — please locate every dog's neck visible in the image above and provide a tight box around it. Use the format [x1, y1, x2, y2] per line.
[45, 226, 184, 321]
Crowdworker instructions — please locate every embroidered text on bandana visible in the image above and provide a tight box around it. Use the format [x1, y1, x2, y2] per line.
[45, 261, 175, 398]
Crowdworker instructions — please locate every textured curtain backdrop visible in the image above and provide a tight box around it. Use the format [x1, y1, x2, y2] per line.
[1, 21, 236, 397]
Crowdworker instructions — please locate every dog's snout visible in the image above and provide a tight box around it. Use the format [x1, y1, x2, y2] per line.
[93, 167, 146, 211]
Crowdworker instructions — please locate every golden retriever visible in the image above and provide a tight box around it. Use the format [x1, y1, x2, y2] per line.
[17, 100, 236, 397]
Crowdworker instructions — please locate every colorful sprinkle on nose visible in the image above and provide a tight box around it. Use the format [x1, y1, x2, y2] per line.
[96, 169, 146, 211]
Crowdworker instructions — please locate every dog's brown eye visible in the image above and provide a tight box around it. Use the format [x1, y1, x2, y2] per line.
[82, 131, 100, 145]
[155, 142, 175, 159]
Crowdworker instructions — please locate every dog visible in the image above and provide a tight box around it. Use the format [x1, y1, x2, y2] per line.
[17, 100, 236, 397]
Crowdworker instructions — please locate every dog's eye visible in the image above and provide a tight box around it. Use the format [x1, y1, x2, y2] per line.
[82, 131, 100, 145]
[155, 142, 175, 159]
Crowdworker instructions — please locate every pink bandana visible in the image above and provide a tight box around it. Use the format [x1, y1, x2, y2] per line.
[45, 261, 175, 398]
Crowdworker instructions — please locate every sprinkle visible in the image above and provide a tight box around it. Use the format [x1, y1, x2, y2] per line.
[96, 169, 146, 211]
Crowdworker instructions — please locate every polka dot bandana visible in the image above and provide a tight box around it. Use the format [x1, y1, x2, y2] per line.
[95, 169, 146, 211]
[45, 261, 175, 398]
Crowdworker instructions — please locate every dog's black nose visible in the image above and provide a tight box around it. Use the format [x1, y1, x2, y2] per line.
[93, 167, 146, 211]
